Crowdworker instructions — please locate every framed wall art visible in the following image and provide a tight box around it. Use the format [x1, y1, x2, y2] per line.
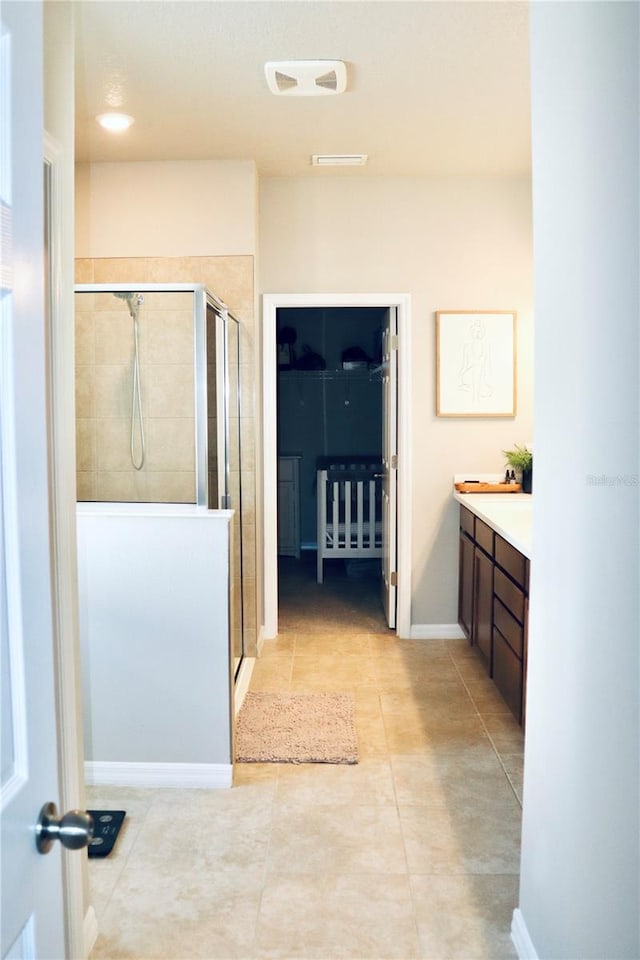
[436, 310, 517, 417]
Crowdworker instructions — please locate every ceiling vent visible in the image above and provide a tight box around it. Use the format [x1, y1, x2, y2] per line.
[311, 154, 368, 167]
[264, 60, 347, 97]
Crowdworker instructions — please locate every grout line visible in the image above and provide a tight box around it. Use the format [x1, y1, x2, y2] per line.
[449, 654, 524, 809]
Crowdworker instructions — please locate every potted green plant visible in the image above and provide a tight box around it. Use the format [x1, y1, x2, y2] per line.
[503, 444, 533, 493]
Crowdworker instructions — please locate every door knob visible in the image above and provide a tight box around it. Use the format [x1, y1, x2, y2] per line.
[36, 802, 94, 854]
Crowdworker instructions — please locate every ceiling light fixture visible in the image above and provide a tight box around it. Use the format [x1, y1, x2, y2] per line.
[311, 154, 368, 167]
[96, 112, 135, 133]
[265, 60, 347, 97]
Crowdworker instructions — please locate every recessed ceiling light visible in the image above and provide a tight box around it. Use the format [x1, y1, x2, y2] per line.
[311, 154, 368, 167]
[96, 112, 135, 133]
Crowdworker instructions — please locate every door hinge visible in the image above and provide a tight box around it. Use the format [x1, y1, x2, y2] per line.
[391, 454, 398, 470]
[390, 571, 398, 587]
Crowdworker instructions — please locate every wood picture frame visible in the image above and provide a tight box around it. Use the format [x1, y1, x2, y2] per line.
[436, 310, 517, 417]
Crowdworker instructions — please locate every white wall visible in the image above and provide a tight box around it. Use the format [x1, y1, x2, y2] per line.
[516, 4, 639, 958]
[75, 160, 257, 257]
[259, 175, 534, 626]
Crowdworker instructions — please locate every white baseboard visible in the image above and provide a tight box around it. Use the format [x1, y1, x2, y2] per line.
[511, 908, 539, 960]
[410, 623, 466, 640]
[85, 761, 232, 789]
[83, 905, 98, 959]
[235, 657, 255, 715]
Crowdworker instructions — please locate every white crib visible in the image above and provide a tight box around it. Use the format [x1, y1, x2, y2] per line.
[316, 459, 383, 583]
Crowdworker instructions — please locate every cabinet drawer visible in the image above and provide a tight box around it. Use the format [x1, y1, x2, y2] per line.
[460, 506, 475, 538]
[279, 458, 297, 481]
[494, 567, 525, 623]
[475, 518, 494, 557]
[495, 535, 527, 589]
[493, 596, 524, 659]
[493, 627, 523, 724]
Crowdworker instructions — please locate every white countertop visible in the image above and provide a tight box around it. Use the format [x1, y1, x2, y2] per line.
[454, 491, 532, 558]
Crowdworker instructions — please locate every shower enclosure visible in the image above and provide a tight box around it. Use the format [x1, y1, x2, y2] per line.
[74, 283, 245, 676]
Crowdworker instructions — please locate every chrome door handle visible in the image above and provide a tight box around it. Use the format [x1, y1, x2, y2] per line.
[36, 802, 94, 854]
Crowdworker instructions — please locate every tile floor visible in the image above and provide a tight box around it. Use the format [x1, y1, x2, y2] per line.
[88, 556, 523, 959]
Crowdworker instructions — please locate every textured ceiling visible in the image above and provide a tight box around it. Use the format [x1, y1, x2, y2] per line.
[74, 0, 531, 177]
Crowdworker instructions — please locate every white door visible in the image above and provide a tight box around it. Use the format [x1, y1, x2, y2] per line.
[381, 308, 398, 628]
[1, 3, 67, 957]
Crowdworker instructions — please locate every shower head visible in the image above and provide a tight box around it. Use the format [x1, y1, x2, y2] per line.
[112, 291, 144, 320]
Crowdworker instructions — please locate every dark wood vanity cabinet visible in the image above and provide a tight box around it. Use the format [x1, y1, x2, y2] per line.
[474, 545, 494, 668]
[458, 503, 529, 726]
[458, 512, 475, 639]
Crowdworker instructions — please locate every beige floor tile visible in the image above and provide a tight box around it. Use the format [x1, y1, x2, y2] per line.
[353, 692, 389, 757]
[400, 794, 522, 875]
[453, 651, 492, 681]
[465, 679, 515, 716]
[91, 863, 263, 959]
[500, 753, 525, 804]
[380, 684, 478, 719]
[383, 714, 493, 756]
[249, 655, 293, 691]
[411, 874, 519, 959]
[293, 632, 372, 656]
[254, 874, 421, 959]
[368, 636, 453, 658]
[259, 635, 296, 656]
[391, 750, 513, 805]
[267, 804, 408, 875]
[482, 714, 525, 755]
[124, 788, 273, 873]
[290, 653, 378, 690]
[276, 757, 396, 805]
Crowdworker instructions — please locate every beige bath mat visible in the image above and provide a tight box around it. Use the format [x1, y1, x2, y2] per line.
[235, 692, 358, 764]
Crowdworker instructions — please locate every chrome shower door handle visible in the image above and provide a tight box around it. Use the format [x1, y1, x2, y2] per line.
[36, 802, 94, 854]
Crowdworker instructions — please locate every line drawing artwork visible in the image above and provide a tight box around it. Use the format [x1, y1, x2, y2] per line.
[436, 310, 516, 417]
[457, 316, 493, 403]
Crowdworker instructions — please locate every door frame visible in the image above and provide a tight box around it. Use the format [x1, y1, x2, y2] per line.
[44, 133, 91, 955]
[262, 292, 412, 639]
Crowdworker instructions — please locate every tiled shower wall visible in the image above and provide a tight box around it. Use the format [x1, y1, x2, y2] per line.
[75, 256, 257, 655]
[75, 291, 196, 503]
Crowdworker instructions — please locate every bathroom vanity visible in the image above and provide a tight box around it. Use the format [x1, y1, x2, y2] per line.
[454, 492, 531, 726]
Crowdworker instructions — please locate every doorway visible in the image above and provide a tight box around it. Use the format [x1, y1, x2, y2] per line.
[262, 293, 412, 640]
[276, 305, 386, 627]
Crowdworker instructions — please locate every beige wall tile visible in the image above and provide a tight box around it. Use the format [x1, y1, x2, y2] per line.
[142, 364, 194, 418]
[93, 365, 129, 418]
[76, 418, 96, 471]
[145, 418, 195, 472]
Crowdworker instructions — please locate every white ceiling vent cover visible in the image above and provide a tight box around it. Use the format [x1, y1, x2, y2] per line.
[264, 60, 347, 97]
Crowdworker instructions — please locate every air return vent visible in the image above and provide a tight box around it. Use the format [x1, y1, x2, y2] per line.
[264, 60, 347, 97]
[311, 154, 368, 167]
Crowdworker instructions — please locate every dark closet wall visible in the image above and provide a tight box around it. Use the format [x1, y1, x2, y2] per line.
[277, 307, 385, 547]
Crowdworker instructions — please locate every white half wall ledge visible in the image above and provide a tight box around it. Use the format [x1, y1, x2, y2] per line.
[410, 624, 466, 640]
[85, 761, 233, 789]
[511, 909, 540, 960]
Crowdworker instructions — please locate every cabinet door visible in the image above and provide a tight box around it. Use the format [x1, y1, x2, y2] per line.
[458, 531, 474, 641]
[474, 547, 494, 670]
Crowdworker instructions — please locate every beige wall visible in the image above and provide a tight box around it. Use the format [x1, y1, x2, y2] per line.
[75, 159, 259, 652]
[75, 160, 257, 257]
[259, 175, 533, 626]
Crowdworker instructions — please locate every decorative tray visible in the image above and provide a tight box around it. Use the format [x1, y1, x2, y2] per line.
[454, 482, 522, 493]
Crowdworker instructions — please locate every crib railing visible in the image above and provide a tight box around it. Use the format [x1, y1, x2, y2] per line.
[316, 468, 383, 583]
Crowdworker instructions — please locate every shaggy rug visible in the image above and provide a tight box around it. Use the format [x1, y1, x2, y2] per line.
[235, 692, 358, 764]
